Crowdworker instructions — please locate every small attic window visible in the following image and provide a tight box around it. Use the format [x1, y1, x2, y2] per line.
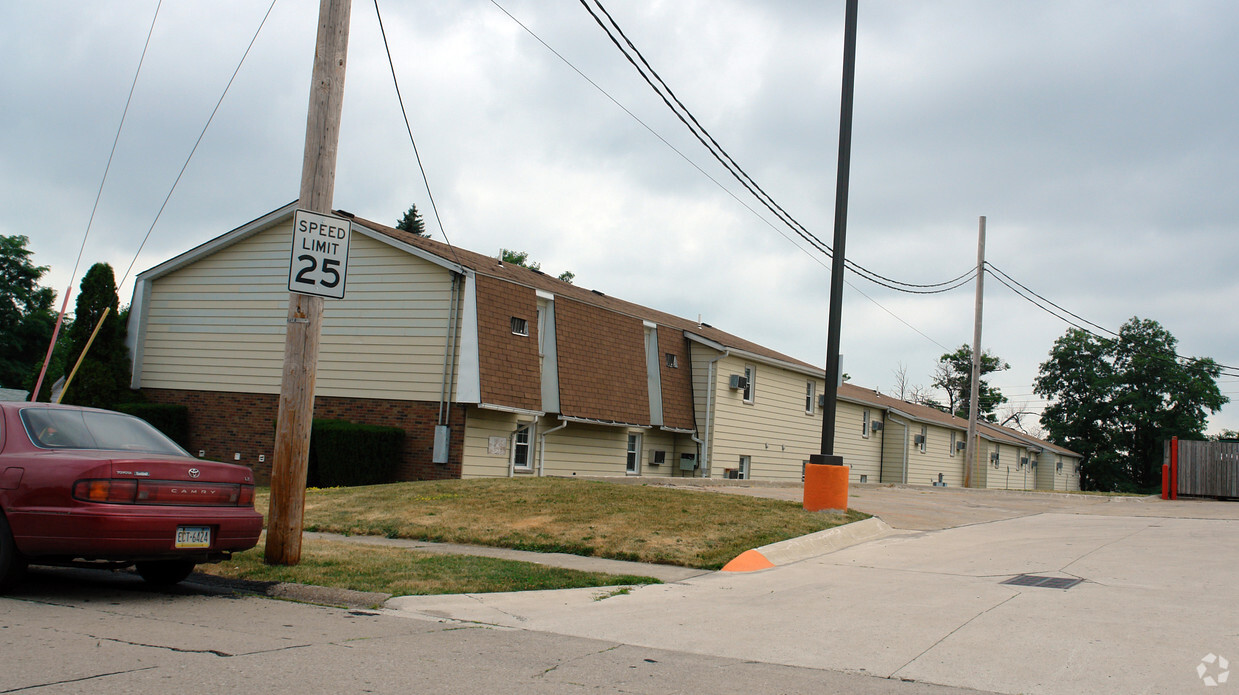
[665, 353, 679, 368]
[510, 317, 529, 336]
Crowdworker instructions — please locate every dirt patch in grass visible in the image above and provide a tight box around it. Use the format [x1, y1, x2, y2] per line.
[258, 477, 866, 570]
[199, 536, 660, 597]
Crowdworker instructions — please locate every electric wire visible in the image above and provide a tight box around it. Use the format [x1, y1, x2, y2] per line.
[372, 0, 463, 269]
[31, 0, 163, 401]
[118, 0, 278, 293]
[579, 0, 976, 294]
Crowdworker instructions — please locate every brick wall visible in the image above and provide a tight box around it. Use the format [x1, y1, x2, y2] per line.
[142, 388, 465, 484]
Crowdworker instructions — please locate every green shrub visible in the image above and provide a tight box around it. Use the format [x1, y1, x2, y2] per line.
[116, 402, 190, 450]
[308, 418, 404, 488]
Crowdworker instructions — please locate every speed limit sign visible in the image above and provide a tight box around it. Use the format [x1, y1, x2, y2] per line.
[288, 209, 351, 299]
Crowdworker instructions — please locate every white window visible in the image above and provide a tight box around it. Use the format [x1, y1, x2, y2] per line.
[626, 433, 642, 475]
[665, 353, 678, 369]
[510, 316, 529, 336]
[805, 382, 815, 414]
[919, 425, 927, 453]
[861, 409, 870, 438]
[738, 455, 750, 480]
[1056, 457, 1063, 473]
[743, 365, 755, 403]
[512, 423, 532, 470]
[949, 430, 957, 457]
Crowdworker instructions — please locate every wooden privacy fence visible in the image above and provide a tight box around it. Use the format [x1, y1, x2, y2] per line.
[1165, 440, 1239, 498]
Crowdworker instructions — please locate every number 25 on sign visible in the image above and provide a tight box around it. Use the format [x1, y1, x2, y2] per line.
[288, 209, 351, 299]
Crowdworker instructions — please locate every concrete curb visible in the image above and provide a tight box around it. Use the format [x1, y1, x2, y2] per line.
[722, 517, 894, 572]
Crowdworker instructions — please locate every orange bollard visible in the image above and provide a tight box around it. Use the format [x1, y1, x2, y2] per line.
[804, 462, 849, 512]
[1161, 463, 1170, 500]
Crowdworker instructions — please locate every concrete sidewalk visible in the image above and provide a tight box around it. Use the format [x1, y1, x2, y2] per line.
[384, 487, 1239, 694]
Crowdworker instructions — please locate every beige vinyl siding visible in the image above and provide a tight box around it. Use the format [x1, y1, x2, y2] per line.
[460, 407, 520, 478]
[540, 421, 632, 477]
[140, 223, 457, 401]
[906, 424, 965, 488]
[880, 416, 909, 484]
[638, 429, 694, 478]
[983, 441, 1036, 490]
[833, 400, 882, 483]
[708, 354, 820, 481]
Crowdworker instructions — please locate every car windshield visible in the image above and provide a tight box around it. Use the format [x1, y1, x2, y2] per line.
[21, 408, 188, 456]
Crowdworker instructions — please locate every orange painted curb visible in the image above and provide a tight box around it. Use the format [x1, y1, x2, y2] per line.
[721, 549, 776, 572]
[804, 463, 849, 512]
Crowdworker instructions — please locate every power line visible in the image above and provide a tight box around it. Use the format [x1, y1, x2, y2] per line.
[577, 0, 977, 295]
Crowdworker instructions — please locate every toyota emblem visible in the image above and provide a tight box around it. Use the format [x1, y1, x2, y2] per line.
[188, 468, 201, 479]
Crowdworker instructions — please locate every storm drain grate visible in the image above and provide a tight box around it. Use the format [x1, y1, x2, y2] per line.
[1002, 574, 1084, 590]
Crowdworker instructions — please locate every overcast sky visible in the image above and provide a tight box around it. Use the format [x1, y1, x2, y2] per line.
[4, 0, 1237, 434]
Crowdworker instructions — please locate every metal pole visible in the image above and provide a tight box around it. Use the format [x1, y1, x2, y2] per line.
[964, 216, 985, 487]
[266, 0, 352, 566]
[816, 0, 858, 463]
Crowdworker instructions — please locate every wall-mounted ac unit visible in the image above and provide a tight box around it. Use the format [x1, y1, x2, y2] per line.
[871, 421, 883, 432]
[678, 452, 698, 471]
[955, 441, 966, 451]
[728, 374, 748, 390]
[649, 450, 666, 465]
[1020, 457, 1029, 467]
[913, 434, 925, 445]
[817, 394, 828, 408]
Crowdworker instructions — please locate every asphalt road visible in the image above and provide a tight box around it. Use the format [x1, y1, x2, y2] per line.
[1, 566, 983, 694]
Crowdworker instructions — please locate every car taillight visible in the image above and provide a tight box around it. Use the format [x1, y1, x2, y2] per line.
[73, 479, 248, 506]
[73, 479, 138, 503]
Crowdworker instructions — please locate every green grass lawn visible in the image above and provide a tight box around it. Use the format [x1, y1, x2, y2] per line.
[263, 477, 866, 570]
[199, 536, 661, 597]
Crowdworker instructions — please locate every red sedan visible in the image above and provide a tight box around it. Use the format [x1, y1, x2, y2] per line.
[0, 402, 263, 590]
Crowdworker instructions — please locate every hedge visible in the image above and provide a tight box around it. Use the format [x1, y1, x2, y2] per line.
[115, 402, 191, 450]
[307, 418, 404, 488]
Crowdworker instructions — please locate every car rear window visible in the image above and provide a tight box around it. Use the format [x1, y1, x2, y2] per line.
[20, 408, 188, 456]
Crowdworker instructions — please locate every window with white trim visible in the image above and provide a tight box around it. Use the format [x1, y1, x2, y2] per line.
[665, 353, 678, 368]
[743, 365, 755, 403]
[949, 430, 957, 457]
[738, 455, 750, 480]
[918, 425, 927, 453]
[626, 433, 642, 475]
[512, 423, 532, 470]
[861, 409, 870, 438]
[510, 316, 529, 336]
[805, 381, 815, 414]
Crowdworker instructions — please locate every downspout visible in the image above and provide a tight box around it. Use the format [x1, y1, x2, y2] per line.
[439, 273, 462, 426]
[538, 419, 568, 477]
[700, 350, 730, 478]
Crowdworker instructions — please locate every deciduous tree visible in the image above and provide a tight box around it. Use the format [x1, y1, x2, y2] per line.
[930, 345, 1009, 422]
[1034, 317, 1227, 491]
[0, 235, 56, 391]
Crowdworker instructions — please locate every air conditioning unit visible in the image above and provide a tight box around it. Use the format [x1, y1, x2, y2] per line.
[817, 394, 828, 408]
[913, 434, 925, 445]
[1020, 456, 1029, 467]
[649, 450, 666, 465]
[678, 452, 698, 471]
[955, 441, 966, 451]
[728, 374, 748, 390]
[871, 421, 883, 432]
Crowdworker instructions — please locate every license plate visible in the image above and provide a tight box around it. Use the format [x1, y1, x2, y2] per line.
[175, 526, 212, 548]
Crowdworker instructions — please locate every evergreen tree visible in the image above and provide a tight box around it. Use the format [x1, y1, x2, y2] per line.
[396, 204, 428, 237]
[59, 263, 132, 409]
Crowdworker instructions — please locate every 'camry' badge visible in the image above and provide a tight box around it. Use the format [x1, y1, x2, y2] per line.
[188, 468, 201, 479]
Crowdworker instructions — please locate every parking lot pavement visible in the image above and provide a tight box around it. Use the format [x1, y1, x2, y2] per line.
[389, 486, 1239, 694]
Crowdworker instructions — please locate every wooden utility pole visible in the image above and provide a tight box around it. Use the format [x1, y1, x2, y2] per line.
[265, 0, 352, 565]
[964, 216, 985, 488]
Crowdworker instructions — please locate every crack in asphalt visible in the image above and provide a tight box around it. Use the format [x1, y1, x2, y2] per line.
[535, 643, 623, 679]
[87, 634, 235, 657]
[0, 667, 157, 693]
